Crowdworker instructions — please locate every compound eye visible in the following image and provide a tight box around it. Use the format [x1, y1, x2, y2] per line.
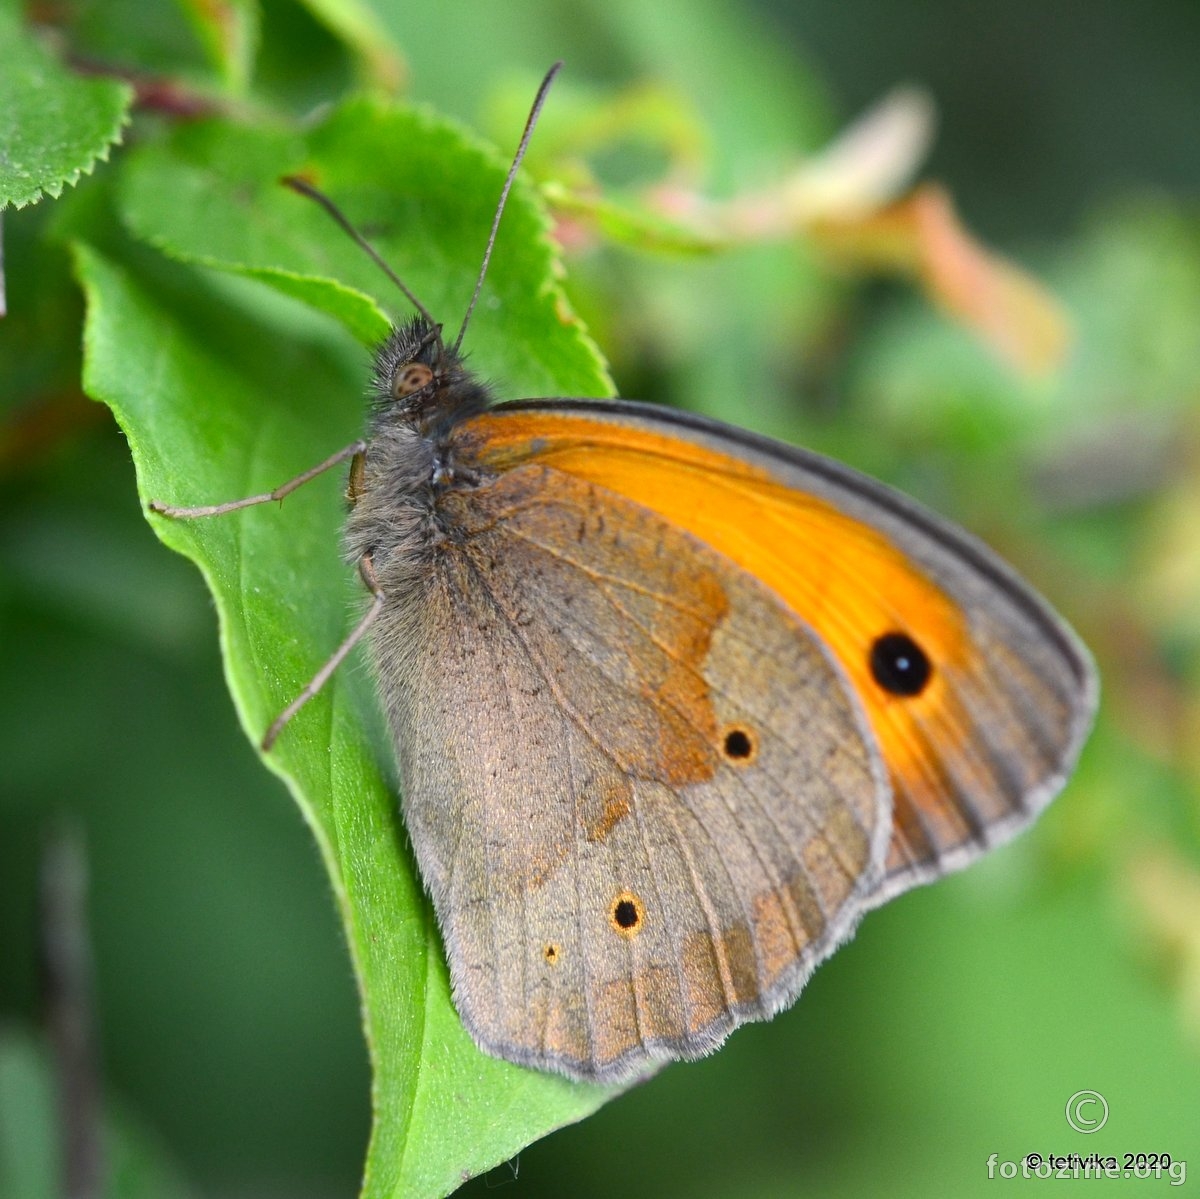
[393, 362, 434, 398]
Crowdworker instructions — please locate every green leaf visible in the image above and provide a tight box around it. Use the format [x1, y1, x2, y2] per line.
[0, 1027, 58, 1199]
[296, 0, 407, 93]
[118, 94, 618, 396]
[0, 8, 133, 209]
[119, 117, 393, 346]
[175, 0, 260, 95]
[0, 1026, 194, 1199]
[80, 95, 619, 1198]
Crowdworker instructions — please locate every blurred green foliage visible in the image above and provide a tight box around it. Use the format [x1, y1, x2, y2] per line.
[2, 1, 1198, 1196]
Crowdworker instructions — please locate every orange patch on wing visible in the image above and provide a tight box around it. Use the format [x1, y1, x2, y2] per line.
[680, 922, 761, 1032]
[591, 977, 641, 1063]
[453, 466, 726, 788]
[589, 966, 687, 1065]
[614, 541, 727, 786]
[580, 775, 633, 843]
[541, 989, 590, 1063]
[751, 872, 825, 988]
[466, 410, 972, 813]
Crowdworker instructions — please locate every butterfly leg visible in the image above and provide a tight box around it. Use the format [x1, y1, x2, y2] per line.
[261, 553, 385, 751]
[147, 439, 368, 518]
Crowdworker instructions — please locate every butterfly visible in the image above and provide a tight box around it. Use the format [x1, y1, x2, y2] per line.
[150, 63, 1097, 1083]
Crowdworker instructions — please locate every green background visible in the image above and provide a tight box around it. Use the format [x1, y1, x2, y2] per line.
[2, 1, 1198, 1196]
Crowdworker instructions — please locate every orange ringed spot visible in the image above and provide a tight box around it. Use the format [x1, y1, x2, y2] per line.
[721, 725, 757, 763]
[609, 891, 645, 938]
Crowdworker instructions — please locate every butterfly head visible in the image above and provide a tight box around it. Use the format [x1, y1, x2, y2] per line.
[370, 316, 492, 431]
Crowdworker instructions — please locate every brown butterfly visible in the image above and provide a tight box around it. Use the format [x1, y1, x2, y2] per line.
[151, 64, 1097, 1082]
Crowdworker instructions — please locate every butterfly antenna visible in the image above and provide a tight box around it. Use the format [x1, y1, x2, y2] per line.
[451, 60, 564, 356]
[281, 174, 443, 347]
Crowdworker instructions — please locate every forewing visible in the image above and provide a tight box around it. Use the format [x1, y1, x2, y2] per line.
[464, 401, 1098, 907]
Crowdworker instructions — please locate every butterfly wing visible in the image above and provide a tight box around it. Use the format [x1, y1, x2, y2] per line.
[374, 460, 891, 1082]
[458, 399, 1098, 907]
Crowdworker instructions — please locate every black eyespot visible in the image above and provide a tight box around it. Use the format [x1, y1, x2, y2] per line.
[722, 726, 755, 762]
[543, 943, 560, 964]
[610, 891, 645, 937]
[870, 632, 932, 697]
